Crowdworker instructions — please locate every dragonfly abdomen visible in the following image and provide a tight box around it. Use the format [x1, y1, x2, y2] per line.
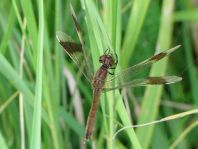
[92, 67, 108, 89]
[85, 88, 101, 140]
[85, 67, 109, 140]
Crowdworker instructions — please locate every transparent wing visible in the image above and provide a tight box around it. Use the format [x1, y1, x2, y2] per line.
[56, 5, 93, 82]
[56, 32, 93, 82]
[56, 31, 83, 65]
[103, 76, 182, 92]
[103, 45, 181, 91]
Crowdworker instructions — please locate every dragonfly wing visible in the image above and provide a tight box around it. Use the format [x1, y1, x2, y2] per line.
[56, 6, 94, 82]
[56, 31, 93, 82]
[56, 31, 82, 64]
[103, 76, 182, 92]
[105, 45, 181, 85]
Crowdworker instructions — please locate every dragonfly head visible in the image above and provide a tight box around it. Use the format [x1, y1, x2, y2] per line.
[99, 54, 115, 68]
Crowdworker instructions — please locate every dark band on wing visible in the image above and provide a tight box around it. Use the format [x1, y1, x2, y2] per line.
[146, 77, 167, 84]
[59, 41, 82, 53]
[150, 52, 167, 61]
[70, 4, 81, 33]
[146, 76, 182, 85]
[71, 14, 81, 33]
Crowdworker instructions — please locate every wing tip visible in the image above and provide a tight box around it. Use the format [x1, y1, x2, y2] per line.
[56, 31, 73, 43]
[167, 45, 181, 54]
[56, 31, 61, 42]
[174, 45, 181, 49]
[165, 76, 182, 84]
[146, 76, 182, 85]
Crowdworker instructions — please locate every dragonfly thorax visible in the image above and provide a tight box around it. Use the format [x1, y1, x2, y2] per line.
[99, 54, 115, 68]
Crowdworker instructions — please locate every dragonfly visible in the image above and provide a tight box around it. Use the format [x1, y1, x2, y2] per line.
[56, 6, 182, 141]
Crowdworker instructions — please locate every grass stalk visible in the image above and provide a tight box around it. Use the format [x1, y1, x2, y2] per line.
[136, 0, 176, 148]
[121, 0, 151, 68]
[30, 0, 44, 148]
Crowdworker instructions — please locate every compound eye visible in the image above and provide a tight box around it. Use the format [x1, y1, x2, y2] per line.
[108, 57, 114, 65]
[99, 56, 104, 63]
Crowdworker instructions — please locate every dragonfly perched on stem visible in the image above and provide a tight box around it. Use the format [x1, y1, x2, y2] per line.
[56, 5, 182, 141]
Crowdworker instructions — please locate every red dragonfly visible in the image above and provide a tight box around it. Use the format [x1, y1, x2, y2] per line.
[56, 8, 182, 141]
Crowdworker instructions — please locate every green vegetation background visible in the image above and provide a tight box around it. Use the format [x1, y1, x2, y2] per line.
[0, 0, 197, 148]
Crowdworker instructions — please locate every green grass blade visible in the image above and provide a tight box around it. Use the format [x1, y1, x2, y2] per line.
[121, 0, 151, 68]
[0, 132, 8, 149]
[174, 9, 198, 22]
[12, 0, 23, 31]
[20, 0, 38, 60]
[170, 120, 198, 149]
[60, 108, 84, 137]
[0, 7, 15, 54]
[0, 55, 34, 99]
[102, 1, 121, 147]
[136, 0, 176, 148]
[182, 24, 198, 105]
[30, 0, 44, 148]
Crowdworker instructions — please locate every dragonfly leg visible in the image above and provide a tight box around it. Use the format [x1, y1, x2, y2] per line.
[109, 66, 116, 69]
[104, 49, 111, 54]
[108, 71, 115, 75]
[109, 56, 118, 69]
[108, 53, 118, 75]
[114, 53, 118, 66]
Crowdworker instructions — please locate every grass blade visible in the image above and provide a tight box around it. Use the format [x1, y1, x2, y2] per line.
[136, 0, 176, 148]
[121, 0, 151, 68]
[30, 0, 44, 148]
